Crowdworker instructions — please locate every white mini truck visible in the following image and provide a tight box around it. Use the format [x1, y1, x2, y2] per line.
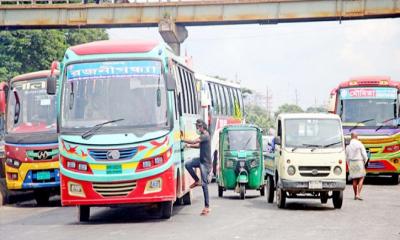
[264, 113, 346, 209]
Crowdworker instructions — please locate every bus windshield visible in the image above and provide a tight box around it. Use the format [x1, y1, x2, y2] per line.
[61, 60, 169, 133]
[337, 87, 397, 127]
[227, 130, 259, 151]
[284, 119, 343, 149]
[7, 78, 56, 134]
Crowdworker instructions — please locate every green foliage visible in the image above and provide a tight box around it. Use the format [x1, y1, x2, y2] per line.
[274, 104, 304, 118]
[241, 87, 253, 99]
[0, 29, 108, 81]
[245, 105, 274, 132]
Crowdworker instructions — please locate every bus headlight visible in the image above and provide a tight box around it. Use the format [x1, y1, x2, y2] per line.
[287, 165, 296, 176]
[6, 158, 21, 169]
[334, 166, 342, 175]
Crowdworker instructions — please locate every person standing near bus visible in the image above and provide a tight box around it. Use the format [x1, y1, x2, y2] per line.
[346, 132, 368, 200]
[183, 119, 212, 216]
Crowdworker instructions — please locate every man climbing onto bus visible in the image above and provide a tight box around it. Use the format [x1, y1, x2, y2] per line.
[183, 119, 212, 216]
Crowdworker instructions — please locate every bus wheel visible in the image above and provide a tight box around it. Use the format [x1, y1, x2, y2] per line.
[160, 201, 173, 219]
[239, 184, 245, 200]
[276, 187, 286, 209]
[78, 206, 90, 222]
[390, 174, 399, 185]
[332, 191, 343, 209]
[218, 185, 223, 197]
[266, 176, 275, 203]
[182, 191, 192, 205]
[34, 190, 50, 206]
[320, 192, 328, 204]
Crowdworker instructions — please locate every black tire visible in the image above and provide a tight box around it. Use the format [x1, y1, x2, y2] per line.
[266, 175, 275, 203]
[218, 185, 224, 198]
[239, 184, 245, 200]
[320, 192, 328, 204]
[182, 191, 192, 205]
[260, 185, 265, 196]
[346, 173, 351, 185]
[0, 179, 9, 206]
[390, 174, 399, 185]
[332, 191, 343, 209]
[34, 190, 50, 206]
[276, 187, 286, 209]
[160, 201, 173, 219]
[78, 206, 90, 222]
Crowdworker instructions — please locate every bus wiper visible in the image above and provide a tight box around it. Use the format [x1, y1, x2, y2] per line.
[375, 117, 397, 132]
[348, 119, 375, 132]
[81, 118, 125, 140]
[323, 141, 342, 148]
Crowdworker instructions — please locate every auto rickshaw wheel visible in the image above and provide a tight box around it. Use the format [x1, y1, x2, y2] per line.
[239, 184, 245, 200]
[320, 192, 328, 204]
[78, 206, 90, 222]
[276, 188, 286, 208]
[266, 176, 275, 203]
[218, 185, 224, 197]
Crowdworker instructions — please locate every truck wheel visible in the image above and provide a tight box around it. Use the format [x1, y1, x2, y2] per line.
[276, 188, 286, 209]
[160, 201, 173, 219]
[390, 174, 399, 185]
[182, 191, 192, 205]
[34, 190, 50, 206]
[266, 176, 275, 203]
[239, 184, 245, 200]
[332, 191, 343, 209]
[218, 185, 224, 197]
[78, 206, 90, 222]
[320, 192, 328, 204]
[260, 185, 265, 196]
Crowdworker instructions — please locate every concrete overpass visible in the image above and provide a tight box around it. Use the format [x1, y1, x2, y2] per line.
[1, 0, 400, 54]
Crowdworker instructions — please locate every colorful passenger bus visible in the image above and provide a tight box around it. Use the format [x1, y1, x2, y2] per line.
[4, 70, 59, 205]
[196, 74, 243, 178]
[329, 76, 400, 184]
[47, 40, 201, 221]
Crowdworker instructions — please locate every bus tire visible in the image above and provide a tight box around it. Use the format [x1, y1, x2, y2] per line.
[390, 174, 399, 185]
[182, 191, 192, 205]
[78, 206, 90, 222]
[266, 175, 274, 203]
[276, 187, 286, 209]
[160, 201, 173, 219]
[332, 191, 343, 209]
[34, 190, 50, 206]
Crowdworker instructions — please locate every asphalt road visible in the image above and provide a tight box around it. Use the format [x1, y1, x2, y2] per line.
[1, 178, 400, 240]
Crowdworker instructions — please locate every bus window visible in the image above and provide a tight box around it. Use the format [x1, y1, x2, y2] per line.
[228, 87, 235, 116]
[208, 83, 215, 110]
[190, 74, 199, 114]
[178, 67, 187, 114]
[213, 83, 221, 115]
[185, 71, 194, 114]
[218, 85, 226, 115]
[223, 86, 231, 116]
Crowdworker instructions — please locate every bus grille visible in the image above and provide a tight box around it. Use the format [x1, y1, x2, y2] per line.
[299, 166, 331, 177]
[89, 148, 138, 161]
[93, 181, 137, 197]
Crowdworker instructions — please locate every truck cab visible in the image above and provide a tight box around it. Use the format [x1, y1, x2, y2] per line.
[265, 113, 346, 209]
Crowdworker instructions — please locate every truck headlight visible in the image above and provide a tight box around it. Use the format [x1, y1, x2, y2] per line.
[334, 166, 342, 175]
[287, 165, 296, 176]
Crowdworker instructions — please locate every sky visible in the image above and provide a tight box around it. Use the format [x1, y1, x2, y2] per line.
[108, 18, 400, 110]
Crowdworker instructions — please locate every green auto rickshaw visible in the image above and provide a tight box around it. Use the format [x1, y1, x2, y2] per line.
[217, 124, 265, 199]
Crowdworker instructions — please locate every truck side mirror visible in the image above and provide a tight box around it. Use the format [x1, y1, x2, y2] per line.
[166, 73, 176, 91]
[274, 136, 281, 145]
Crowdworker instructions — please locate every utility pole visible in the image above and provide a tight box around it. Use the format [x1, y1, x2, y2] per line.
[266, 86, 273, 119]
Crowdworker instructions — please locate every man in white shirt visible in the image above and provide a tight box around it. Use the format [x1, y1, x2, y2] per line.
[345, 132, 368, 200]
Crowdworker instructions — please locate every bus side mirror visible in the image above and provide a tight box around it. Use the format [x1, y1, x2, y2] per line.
[274, 136, 281, 145]
[166, 73, 176, 91]
[47, 75, 57, 95]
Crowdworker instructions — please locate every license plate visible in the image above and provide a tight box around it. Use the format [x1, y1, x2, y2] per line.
[36, 171, 51, 180]
[107, 165, 122, 174]
[309, 181, 322, 189]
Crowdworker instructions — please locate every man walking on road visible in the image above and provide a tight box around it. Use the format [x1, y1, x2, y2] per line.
[183, 119, 212, 216]
[346, 132, 368, 200]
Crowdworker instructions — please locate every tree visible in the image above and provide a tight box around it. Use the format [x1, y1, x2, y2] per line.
[241, 87, 253, 99]
[274, 104, 304, 118]
[0, 29, 108, 81]
[245, 105, 274, 132]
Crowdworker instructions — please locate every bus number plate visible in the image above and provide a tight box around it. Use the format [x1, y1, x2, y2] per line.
[107, 165, 122, 174]
[36, 171, 51, 180]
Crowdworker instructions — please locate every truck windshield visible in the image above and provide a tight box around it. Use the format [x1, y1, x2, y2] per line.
[337, 87, 397, 127]
[284, 119, 342, 149]
[7, 78, 56, 134]
[227, 130, 259, 151]
[61, 60, 168, 133]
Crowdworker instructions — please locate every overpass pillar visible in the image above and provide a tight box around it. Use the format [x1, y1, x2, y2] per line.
[158, 18, 188, 56]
